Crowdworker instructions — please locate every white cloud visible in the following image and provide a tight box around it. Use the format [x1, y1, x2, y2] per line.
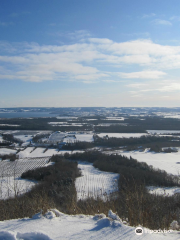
[151, 19, 172, 26]
[170, 16, 180, 21]
[127, 79, 180, 95]
[119, 71, 166, 79]
[89, 38, 113, 44]
[142, 13, 156, 18]
[158, 83, 180, 92]
[1, 36, 180, 83]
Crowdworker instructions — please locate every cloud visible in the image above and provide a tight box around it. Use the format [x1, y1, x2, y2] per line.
[1, 36, 180, 83]
[127, 79, 180, 95]
[54, 30, 91, 41]
[170, 16, 180, 21]
[119, 71, 166, 79]
[122, 32, 150, 38]
[158, 82, 180, 92]
[89, 38, 113, 44]
[151, 19, 172, 26]
[142, 13, 156, 18]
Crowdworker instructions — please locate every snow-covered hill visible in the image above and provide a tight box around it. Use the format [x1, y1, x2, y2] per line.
[0, 209, 179, 240]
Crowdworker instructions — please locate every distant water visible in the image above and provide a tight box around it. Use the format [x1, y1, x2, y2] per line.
[0, 112, 58, 119]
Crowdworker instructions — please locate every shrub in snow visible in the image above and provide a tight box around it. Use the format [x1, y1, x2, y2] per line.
[108, 210, 121, 222]
[170, 220, 180, 230]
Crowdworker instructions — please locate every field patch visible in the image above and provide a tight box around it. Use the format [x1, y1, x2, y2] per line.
[97, 133, 147, 138]
[75, 162, 119, 201]
[119, 149, 180, 175]
[0, 157, 50, 199]
[0, 148, 17, 155]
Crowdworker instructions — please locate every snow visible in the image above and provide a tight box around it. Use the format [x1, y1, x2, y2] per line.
[86, 119, 98, 121]
[48, 132, 94, 143]
[48, 122, 68, 125]
[17, 147, 35, 158]
[0, 148, 16, 155]
[18, 147, 51, 158]
[147, 130, 180, 134]
[0, 157, 50, 199]
[97, 123, 128, 126]
[75, 134, 94, 142]
[75, 162, 119, 201]
[48, 132, 66, 142]
[108, 210, 121, 221]
[18, 147, 83, 158]
[97, 133, 147, 138]
[0, 176, 36, 199]
[14, 135, 33, 146]
[48, 122, 84, 126]
[0, 157, 50, 177]
[0, 134, 3, 142]
[0, 210, 178, 239]
[0, 124, 20, 127]
[164, 114, 180, 119]
[63, 136, 76, 143]
[118, 150, 180, 175]
[56, 116, 78, 119]
[106, 117, 125, 121]
[147, 186, 180, 196]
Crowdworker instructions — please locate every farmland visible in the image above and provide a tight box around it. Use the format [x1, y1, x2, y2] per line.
[1, 107, 180, 238]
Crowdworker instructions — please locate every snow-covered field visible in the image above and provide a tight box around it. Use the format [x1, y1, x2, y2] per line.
[1, 130, 51, 135]
[0, 157, 50, 177]
[117, 149, 180, 175]
[0, 134, 3, 142]
[0, 124, 20, 127]
[14, 135, 33, 142]
[0, 148, 16, 155]
[97, 123, 128, 126]
[0, 157, 50, 199]
[48, 122, 85, 126]
[76, 133, 94, 142]
[86, 119, 98, 121]
[0, 176, 36, 199]
[0, 209, 178, 240]
[76, 162, 119, 201]
[47, 132, 94, 143]
[56, 116, 78, 120]
[97, 133, 147, 138]
[163, 114, 180, 119]
[18, 147, 83, 158]
[15, 135, 33, 146]
[147, 186, 180, 196]
[147, 130, 180, 134]
[106, 117, 125, 121]
[48, 122, 68, 125]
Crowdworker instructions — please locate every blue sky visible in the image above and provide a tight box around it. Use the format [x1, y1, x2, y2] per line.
[1, 0, 180, 107]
